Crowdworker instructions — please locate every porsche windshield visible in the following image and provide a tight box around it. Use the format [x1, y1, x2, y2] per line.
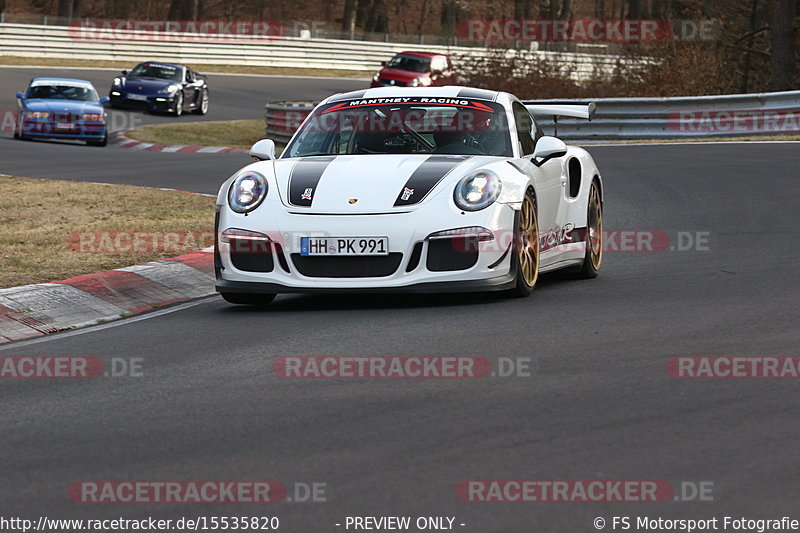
[129, 63, 182, 81]
[283, 98, 512, 158]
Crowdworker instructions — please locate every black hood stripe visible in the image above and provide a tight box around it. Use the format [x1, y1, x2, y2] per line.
[288, 156, 336, 207]
[394, 155, 470, 207]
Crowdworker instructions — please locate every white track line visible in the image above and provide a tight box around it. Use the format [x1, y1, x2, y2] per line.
[0, 296, 218, 351]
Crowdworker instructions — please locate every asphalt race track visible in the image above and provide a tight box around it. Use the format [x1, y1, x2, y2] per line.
[1, 67, 799, 530]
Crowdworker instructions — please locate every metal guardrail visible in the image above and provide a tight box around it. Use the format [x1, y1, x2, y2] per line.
[0, 22, 629, 78]
[525, 91, 800, 140]
[265, 91, 800, 144]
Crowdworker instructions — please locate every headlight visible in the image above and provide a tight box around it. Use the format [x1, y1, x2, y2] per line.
[113, 77, 123, 86]
[453, 171, 501, 211]
[81, 113, 104, 121]
[159, 84, 180, 95]
[26, 111, 50, 119]
[373, 74, 380, 82]
[409, 78, 421, 87]
[228, 171, 268, 214]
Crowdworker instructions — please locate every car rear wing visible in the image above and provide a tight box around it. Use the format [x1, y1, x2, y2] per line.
[523, 101, 596, 136]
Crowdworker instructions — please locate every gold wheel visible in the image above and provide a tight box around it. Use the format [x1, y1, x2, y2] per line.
[588, 183, 603, 270]
[518, 193, 540, 288]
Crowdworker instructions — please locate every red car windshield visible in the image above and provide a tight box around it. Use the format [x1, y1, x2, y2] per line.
[283, 98, 512, 158]
[386, 55, 430, 73]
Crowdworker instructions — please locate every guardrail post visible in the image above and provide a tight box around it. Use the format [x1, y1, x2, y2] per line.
[0, 12, 5, 24]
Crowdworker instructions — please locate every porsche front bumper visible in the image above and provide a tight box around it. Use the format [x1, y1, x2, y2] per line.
[214, 202, 519, 294]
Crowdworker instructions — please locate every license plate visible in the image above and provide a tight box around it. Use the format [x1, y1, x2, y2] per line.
[301, 237, 388, 256]
[127, 93, 148, 101]
[55, 123, 72, 129]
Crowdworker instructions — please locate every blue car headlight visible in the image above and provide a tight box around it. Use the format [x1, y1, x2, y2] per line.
[454, 170, 501, 211]
[158, 84, 181, 95]
[113, 77, 124, 87]
[228, 172, 268, 214]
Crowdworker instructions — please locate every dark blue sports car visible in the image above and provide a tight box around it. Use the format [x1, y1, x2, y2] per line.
[15, 77, 109, 146]
[109, 61, 209, 116]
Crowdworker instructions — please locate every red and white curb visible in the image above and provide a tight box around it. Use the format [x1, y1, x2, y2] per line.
[0, 251, 215, 343]
[109, 131, 248, 154]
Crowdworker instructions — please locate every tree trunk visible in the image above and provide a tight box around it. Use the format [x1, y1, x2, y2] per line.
[769, 0, 796, 91]
[167, 0, 182, 20]
[342, 0, 358, 33]
[626, 0, 641, 19]
[740, 0, 760, 93]
[71, 0, 82, 18]
[57, 0, 73, 19]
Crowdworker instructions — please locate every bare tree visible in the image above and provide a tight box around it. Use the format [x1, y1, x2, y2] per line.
[57, 0, 73, 19]
[167, 0, 199, 20]
[342, 0, 359, 34]
[769, 0, 796, 90]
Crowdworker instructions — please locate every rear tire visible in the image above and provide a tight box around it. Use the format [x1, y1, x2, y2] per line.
[220, 292, 277, 306]
[574, 180, 603, 279]
[507, 189, 540, 297]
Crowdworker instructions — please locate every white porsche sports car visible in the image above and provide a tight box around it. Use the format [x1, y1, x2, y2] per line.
[214, 86, 603, 305]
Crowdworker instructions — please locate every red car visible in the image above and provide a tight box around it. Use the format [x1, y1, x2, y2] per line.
[370, 51, 458, 88]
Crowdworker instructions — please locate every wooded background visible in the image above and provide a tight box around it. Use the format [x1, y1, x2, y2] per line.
[1, 0, 797, 94]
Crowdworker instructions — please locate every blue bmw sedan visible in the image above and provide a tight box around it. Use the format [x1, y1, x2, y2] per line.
[15, 77, 109, 146]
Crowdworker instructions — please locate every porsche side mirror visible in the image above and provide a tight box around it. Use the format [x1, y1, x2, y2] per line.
[531, 136, 567, 166]
[16, 92, 24, 99]
[380, 61, 387, 66]
[250, 139, 277, 161]
[121, 70, 128, 75]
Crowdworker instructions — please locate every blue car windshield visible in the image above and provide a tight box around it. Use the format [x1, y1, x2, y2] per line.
[283, 98, 513, 158]
[129, 63, 182, 82]
[27, 85, 99, 102]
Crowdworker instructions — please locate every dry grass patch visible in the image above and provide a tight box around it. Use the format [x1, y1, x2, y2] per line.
[0, 56, 368, 79]
[126, 119, 265, 149]
[0, 175, 215, 288]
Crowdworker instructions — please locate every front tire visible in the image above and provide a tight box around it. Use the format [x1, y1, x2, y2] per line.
[508, 190, 540, 297]
[173, 92, 184, 116]
[87, 132, 108, 147]
[220, 292, 277, 306]
[574, 180, 603, 279]
[192, 89, 209, 115]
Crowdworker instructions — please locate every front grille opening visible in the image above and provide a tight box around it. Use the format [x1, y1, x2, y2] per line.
[291, 253, 403, 278]
[406, 242, 424, 272]
[229, 239, 275, 273]
[426, 237, 479, 272]
[274, 243, 291, 273]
